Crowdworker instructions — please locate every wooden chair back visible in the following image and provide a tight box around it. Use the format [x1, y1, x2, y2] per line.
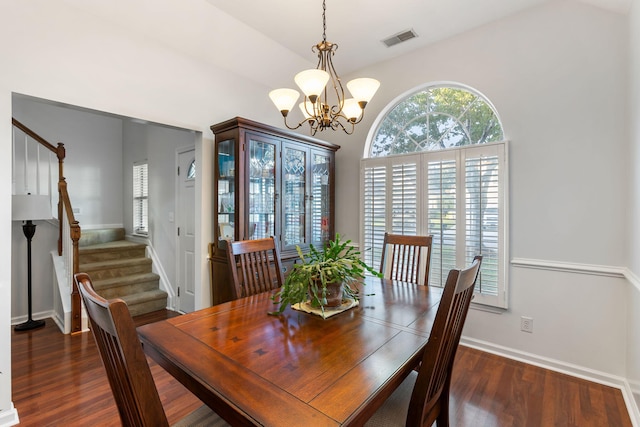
[226, 237, 285, 299]
[407, 255, 482, 426]
[380, 233, 433, 286]
[74, 272, 170, 427]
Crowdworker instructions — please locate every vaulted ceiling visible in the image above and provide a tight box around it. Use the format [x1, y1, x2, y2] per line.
[59, 0, 632, 86]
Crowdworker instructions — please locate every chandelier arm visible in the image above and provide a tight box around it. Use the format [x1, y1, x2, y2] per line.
[282, 114, 305, 131]
[326, 53, 345, 116]
[332, 116, 355, 135]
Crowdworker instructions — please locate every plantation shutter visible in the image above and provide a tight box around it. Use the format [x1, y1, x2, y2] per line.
[425, 153, 458, 288]
[462, 144, 506, 307]
[361, 161, 387, 267]
[133, 162, 148, 235]
[391, 162, 418, 235]
[361, 142, 508, 309]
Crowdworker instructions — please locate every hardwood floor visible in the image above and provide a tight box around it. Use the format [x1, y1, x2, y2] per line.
[12, 312, 632, 426]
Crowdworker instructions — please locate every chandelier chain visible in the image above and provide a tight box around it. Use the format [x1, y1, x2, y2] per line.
[322, 0, 327, 43]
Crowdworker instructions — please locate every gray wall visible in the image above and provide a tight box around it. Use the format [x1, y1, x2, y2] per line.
[122, 120, 198, 292]
[11, 98, 124, 319]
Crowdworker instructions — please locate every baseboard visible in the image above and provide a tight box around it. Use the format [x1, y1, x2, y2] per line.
[51, 309, 67, 334]
[460, 336, 640, 427]
[0, 402, 19, 426]
[11, 310, 54, 326]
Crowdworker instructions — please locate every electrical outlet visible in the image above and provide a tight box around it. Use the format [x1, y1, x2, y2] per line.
[521, 316, 533, 333]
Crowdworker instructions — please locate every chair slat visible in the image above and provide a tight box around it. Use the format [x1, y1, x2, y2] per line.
[227, 237, 285, 299]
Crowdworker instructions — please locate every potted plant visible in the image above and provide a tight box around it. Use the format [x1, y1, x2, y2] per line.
[270, 234, 381, 316]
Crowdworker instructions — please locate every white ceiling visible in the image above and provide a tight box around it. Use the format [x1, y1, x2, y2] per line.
[58, 0, 632, 86]
[205, 0, 632, 74]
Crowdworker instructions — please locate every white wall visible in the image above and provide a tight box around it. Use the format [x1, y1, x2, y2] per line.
[333, 0, 630, 377]
[0, 0, 300, 420]
[628, 0, 640, 411]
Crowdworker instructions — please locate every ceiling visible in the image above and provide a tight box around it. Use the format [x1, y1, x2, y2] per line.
[205, 0, 632, 75]
[57, 0, 632, 87]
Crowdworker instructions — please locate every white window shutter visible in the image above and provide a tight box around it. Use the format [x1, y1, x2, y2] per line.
[133, 162, 148, 235]
[361, 142, 508, 309]
[362, 162, 387, 267]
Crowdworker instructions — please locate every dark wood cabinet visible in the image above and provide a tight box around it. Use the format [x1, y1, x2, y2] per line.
[208, 117, 340, 305]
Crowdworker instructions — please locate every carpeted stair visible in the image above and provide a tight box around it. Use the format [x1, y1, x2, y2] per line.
[79, 228, 167, 317]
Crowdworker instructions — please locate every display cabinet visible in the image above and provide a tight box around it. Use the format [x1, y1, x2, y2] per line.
[209, 117, 339, 305]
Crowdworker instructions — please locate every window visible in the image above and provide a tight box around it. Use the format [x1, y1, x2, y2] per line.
[361, 84, 508, 308]
[187, 159, 196, 180]
[133, 162, 148, 235]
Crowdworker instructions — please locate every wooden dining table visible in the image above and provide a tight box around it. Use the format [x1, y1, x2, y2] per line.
[137, 276, 443, 426]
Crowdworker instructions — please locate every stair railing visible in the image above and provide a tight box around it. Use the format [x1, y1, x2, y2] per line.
[12, 118, 82, 334]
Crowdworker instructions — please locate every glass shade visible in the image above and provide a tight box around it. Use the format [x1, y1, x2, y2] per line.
[299, 100, 317, 119]
[347, 78, 380, 103]
[294, 69, 330, 99]
[342, 98, 362, 121]
[269, 88, 300, 113]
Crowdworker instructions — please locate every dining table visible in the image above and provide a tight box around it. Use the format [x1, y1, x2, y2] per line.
[137, 276, 443, 426]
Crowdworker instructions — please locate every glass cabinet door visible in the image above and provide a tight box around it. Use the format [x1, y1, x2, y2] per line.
[311, 150, 331, 246]
[217, 138, 235, 244]
[282, 143, 307, 249]
[248, 136, 277, 240]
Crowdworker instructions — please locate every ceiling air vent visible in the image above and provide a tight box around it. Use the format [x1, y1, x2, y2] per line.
[382, 29, 418, 48]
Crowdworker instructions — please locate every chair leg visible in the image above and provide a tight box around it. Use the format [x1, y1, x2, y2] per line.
[436, 379, 451, 427]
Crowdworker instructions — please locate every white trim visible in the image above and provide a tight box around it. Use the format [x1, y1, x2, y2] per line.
[10, 309, 53, 326]
[0, 402, 19, 427]
[624, 267, 640, 293]
[511, 257, 626, 278]
[126, 234, 175, 310]
[460, 337, 640, 427]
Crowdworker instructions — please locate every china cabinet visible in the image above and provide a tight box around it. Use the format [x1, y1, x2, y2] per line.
[209, 117, 339, 305]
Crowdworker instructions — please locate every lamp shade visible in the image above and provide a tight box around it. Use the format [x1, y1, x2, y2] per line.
[294, 69, 330, 99]
[269, 88, 300, 113]
[12, 195, 52, 221]
[342, 98, 363, 121]
[299, 100, 318, 119]
[347, 78, 381, 104]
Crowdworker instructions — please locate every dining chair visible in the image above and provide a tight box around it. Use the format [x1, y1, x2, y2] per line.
[226, 236, 285, 299]
[380, 233, 433, 286]
[74, 272, 229, 427]
[365, 255, 482, 427]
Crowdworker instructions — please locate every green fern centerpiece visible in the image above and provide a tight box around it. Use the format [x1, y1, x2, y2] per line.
[270, 234, 381, 316]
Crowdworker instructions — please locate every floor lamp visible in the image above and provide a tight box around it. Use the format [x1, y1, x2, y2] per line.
[13, 194, 52, 332]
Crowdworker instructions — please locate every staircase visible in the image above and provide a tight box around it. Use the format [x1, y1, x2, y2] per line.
[79, 228, 168, 316]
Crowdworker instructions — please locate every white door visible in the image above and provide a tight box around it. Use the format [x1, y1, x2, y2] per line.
[177, 148, 196, 312]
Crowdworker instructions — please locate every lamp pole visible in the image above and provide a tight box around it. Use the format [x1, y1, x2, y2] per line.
[14, 220, 46, 331]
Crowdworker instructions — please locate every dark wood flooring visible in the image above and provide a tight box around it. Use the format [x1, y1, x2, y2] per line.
[11, 311, 632, 426]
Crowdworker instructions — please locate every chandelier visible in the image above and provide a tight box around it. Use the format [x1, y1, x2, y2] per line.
[269, 0, 380, 135]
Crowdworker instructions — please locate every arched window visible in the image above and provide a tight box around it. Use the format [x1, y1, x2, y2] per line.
[361, 83, 508, 308]
[367, 84, 503, 157]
